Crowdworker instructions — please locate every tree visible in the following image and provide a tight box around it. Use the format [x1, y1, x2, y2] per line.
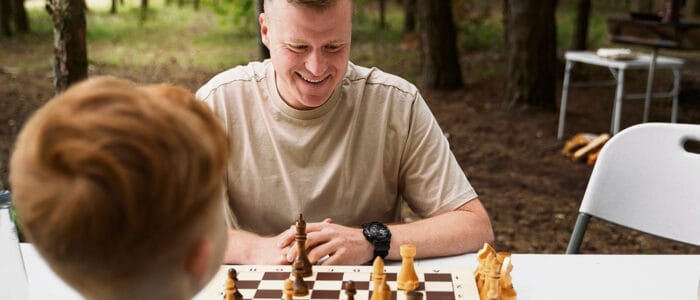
[256, 0, 269, 59]
[571, 0, 590, 50]
[140, 0, 148, 22]
[110, 0, 117, 14]
[378, 0, 386, 28]
[417, 0, 462, 89]
[402, 0, 416, 34]
[504, 0, 557, 110]
[11, 0, 29, 33]
[1, 0, 11, 36]
[47, 0, 88, 92]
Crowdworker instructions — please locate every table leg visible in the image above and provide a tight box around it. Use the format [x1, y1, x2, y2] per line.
[612, 69, 625, 135]
[558, 60, 575, 140]
[643, 48, 659, 123]
[671, 68, 680, 123]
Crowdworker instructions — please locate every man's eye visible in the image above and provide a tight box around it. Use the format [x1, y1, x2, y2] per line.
[325, 45, 342, 52]
[288, 45, 307, 52]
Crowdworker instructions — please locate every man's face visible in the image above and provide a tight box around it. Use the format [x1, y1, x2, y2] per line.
[260, 0, 352, 110]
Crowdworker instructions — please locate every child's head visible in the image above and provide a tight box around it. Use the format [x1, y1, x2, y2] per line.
[10, 76, 230, 300]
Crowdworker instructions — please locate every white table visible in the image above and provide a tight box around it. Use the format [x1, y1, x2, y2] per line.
[0, 207, 28, 300]
[558, 51, 684, 139]
[4, 243, 699, 300]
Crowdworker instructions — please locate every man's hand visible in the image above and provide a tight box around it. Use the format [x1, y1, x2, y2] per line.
[223, 229, 293, 265]
[280, 219, 373, 265]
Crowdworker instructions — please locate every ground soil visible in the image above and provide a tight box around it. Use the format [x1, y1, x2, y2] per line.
[1, 50, 699, 254]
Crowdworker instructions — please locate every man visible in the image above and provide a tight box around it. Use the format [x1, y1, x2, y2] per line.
[197, 0, 493, 265]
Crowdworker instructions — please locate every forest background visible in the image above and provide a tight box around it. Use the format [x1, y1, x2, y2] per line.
[1, 0, 699, 254]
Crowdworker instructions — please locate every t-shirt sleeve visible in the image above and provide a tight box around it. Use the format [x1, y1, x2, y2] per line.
[398, 92, 478, 217]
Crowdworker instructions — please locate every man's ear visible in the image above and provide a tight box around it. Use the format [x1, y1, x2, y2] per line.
[260, 13, 270, 48]
[184, 239, 213, 286]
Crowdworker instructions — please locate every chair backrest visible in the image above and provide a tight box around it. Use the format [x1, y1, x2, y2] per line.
[567, 123, 700, 253]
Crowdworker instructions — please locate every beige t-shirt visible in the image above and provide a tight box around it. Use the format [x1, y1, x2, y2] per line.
[196, 60, 477, 235]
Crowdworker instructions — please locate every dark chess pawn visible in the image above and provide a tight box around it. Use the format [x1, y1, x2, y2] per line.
[406, 291, 424, 300]
[343, 280, 357, 300]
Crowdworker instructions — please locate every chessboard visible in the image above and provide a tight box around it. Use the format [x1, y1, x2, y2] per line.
[196, 265, 479, 300]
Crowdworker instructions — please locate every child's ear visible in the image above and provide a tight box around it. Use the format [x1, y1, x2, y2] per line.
[260, 13, 270, 48]
[184, 239, 213, 286]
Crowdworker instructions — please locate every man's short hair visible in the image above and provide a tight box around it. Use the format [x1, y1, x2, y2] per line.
[10, 76, 230, 283]
[264, 0, 340, 11]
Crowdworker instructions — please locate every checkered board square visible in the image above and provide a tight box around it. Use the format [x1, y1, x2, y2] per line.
[197, 265, 479, 300]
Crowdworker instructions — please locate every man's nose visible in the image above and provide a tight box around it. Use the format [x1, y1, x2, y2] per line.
[305, 50, 328, 77]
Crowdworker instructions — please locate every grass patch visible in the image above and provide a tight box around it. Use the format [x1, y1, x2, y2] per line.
[84, 1, 258, 70]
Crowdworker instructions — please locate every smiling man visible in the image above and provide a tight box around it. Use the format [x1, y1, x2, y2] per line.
[196, 0, 494, 265]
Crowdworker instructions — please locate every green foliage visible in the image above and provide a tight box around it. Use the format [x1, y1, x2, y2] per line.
[556, 1, 613, 50]
[349, 0, 420, 82]
[457, 16, 504, 52]
[82, 0, 258, 70]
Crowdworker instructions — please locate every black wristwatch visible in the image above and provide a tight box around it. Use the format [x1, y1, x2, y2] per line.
[362, 221, 391, 260]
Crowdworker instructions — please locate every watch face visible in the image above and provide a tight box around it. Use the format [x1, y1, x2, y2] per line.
[364, 222, 391, 240]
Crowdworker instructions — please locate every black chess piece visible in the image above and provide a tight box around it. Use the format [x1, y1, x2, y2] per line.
[343, 280, 357, 300]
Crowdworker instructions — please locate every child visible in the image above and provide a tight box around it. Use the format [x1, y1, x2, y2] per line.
[10, 76, 231, 300]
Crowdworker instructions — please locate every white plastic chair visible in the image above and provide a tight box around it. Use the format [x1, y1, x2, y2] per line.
[566, 123, 700, 253]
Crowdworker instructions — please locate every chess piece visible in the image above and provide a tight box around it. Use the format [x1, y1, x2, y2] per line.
[499, 256, 517, 300]
[405, 291, 424, 300]
[397, 244, 419, 292]
[474, 243, 496, 292]
[294, 213, 313, 277]
[283, 278, 294, 300]
[225, 268, 243, 300]
[343, 280, 357, 300]
[370, 256, 391, 300]
[292, 259, 309, 296]
[481, 253, 500, 300]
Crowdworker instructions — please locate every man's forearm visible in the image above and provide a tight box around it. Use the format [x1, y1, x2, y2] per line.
[386, 198, 494, 260]
[224, 228, 261, 264]
[225, 227, 296, 265]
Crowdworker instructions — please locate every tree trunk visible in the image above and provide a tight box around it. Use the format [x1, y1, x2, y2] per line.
[402, 0, 416, 34]
[378, 0, 386, 29]
[193, 0, 199, 10]
[48, 0, 88, 93]
[256, 0, 269, 59]
[1, 0, 12, 36]
[11, 0, 28, 33]
[417, 0, 463, 89]
[571, 0, 590, 50]
[505, 0, 557, 110]
[140, 0, 147, 22]
[662, 0, 683, 23]
[110, 0, 116, 14]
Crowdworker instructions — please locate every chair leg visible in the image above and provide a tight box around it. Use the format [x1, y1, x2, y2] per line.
[566, 213, 591, 254]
